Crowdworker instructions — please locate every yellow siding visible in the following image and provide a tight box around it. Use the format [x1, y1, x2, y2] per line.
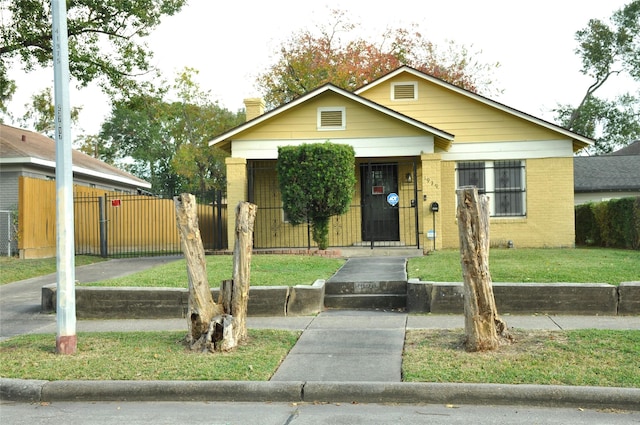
[234, 92, 426, 141]
[438, 158, 575, 249]
[361, 75, 563, 143]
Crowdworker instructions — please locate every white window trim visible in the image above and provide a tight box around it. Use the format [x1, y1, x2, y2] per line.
[456, 160, 527, 217]
[391, 82, 418, 101]
[317, 107, 346, 131]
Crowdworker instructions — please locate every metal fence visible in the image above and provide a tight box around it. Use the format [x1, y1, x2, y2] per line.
[74, 191, 227, 258]
[247, 160, 421, 249]
[0, 210, 17, 257]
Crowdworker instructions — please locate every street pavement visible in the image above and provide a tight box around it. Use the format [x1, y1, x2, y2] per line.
[0, 255, 639, 410]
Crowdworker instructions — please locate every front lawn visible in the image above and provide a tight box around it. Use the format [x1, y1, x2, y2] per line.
[83, 255, 345, 288]
[408, 248, 640, 285]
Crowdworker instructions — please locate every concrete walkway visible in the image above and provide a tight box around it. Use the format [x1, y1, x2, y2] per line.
[271, 256, 409, 381]
[326, 255, 408, 284]
[271, 310, 407, 382]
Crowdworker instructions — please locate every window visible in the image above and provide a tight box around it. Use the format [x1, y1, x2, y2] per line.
[456, 161, 526, 217]
[391, 82, 417, 100]
[317, 107, 345, 130]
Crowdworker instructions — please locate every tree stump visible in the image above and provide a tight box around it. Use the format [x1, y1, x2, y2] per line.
[456, 186, 510, 352]
[174, 193, 226, 351]
[228, 201, 257, 343]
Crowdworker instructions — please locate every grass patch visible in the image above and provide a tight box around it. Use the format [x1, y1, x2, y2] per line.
[83, 255, 345, 288]
[403, 329, 640, 388]
[0, 329, 300, 381]
[0, 256, 106, 285]
[408, 248, 640, 285]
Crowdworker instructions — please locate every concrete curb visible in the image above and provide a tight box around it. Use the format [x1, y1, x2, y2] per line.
[2, 378, 639, 410]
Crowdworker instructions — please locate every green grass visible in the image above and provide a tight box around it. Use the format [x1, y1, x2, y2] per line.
[0, 330, 299, 381]
[83, 255, 345, 288]
[403, 329, 640, 387]
[2, 329, 638, 387]
[408, 248, 640, 285]
[0, 255, 106, 285]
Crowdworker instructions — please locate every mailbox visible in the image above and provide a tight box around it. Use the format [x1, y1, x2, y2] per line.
[430, 202, 439, 212]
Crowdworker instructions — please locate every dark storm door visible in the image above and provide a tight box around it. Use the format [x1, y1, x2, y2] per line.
[361, 162, 400, 241]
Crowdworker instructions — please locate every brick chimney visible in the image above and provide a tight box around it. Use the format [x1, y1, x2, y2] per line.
[243, 98, 265, 121]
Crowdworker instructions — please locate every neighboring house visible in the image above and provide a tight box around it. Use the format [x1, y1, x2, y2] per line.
[210, 66, 593, 251]
[0, 124, 151, 255]
[574, 140, 640, 205]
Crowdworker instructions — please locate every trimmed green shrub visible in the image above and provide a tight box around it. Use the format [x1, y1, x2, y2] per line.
[575, 203, 597, 245]
[277, 142, 356, 250]
[575, 196, 640, 250]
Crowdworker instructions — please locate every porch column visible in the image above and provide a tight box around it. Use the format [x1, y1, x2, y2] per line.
[421, 153, 442, 251]
[225, 157, 248, 251]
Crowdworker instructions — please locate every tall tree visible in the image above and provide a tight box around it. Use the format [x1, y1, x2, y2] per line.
[256, 10, 501, 109]
[18, 87, 81, 138]
[0, 0, 187, 111]
[99, 89, 181, 196]
[98, 69, 244, 197]
[169, 69, 244, 195]
[555, 0, 640, 154]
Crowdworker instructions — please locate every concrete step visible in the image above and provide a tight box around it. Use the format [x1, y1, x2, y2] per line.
[324, 280, 407, 295]
[324, 293, 407, 310]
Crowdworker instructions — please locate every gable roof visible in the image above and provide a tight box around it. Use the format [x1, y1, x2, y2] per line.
[355, 66, 594, 152]
[0, 124, 151, 189]
[209, 83, 455, 151]
[574, 154, 640, 193]
[609, 140, 640, 156]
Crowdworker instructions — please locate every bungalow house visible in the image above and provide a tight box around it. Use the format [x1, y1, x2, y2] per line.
[0, 124, 151, 256]
[574, 140, 640, 205]
[209, 66, 593, 251]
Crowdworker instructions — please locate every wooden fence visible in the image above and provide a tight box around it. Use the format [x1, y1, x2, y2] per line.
[18, 177, 227, 259]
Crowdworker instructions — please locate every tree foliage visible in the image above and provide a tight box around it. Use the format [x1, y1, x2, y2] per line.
[277, 142, 356, 250]
[555, 0, 640, 154]
[18, 87, 81, 138]
[0, 0, 187, 111]
[256, 10, 501, 109]
[98, 69, 243, 197]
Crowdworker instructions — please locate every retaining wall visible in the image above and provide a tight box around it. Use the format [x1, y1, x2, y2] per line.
[41, 280, 639, 318]
[408, 280, 640, 316]
[41, 280, 326, 319]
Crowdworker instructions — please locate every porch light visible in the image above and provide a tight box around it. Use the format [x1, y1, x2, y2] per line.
[405, 173, 412, 183]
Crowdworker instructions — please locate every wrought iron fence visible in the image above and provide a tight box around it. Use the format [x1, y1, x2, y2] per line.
[248, 159, 421, 249]
[74, 191, 227, 258]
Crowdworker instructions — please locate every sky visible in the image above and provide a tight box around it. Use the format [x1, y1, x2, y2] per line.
[6, 0, 636, 136]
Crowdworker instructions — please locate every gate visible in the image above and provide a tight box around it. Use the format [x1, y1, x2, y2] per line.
[360, 161, 420, 248]
[248, 159, 420, 249]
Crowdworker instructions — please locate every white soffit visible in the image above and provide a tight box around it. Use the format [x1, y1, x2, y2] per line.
[440, 140, 574, 161]
[231, 136, 435, 159]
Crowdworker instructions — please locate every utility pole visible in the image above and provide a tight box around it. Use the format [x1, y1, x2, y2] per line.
[52, 0, 76, 354]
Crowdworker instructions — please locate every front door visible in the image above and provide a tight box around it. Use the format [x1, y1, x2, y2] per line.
[361, 162, 400, 242]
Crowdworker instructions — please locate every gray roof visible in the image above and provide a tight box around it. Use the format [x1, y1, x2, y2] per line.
[574, 154, 640, 192]
[609, 140, 640, 156]
[0, 124, 150, 189]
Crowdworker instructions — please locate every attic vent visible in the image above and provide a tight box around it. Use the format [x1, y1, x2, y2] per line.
[317, 107, 346, 130]
[392, 82, 417, 100]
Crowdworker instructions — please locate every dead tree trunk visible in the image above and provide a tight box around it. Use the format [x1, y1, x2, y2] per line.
[456, 186, 510, 352]
[223, 201, 257, 344]
[174, 193, 226, 351]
